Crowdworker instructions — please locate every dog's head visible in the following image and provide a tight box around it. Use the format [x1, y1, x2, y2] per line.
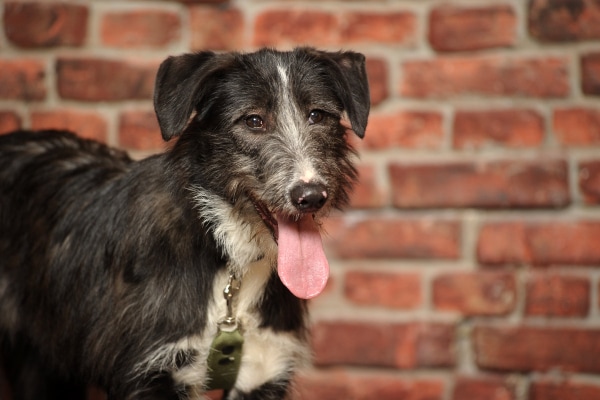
[153, 48, 370, 298]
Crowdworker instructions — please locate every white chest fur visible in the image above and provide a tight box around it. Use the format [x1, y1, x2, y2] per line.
[162, 188, 309, 396]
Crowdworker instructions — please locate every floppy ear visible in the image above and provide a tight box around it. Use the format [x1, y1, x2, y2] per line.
[153, 52, 233, 141]
[313, 50, 371, 138]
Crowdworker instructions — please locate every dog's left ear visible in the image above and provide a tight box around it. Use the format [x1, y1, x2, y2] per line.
[153, 52, 234, 141]
[312, 50, 371, 139]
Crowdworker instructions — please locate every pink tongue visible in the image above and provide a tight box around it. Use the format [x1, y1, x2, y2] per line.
[276, 214, 329, 299]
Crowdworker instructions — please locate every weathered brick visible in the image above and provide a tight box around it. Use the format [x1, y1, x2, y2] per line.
[190, 6, 244, 51]
[365, 58, 389, 106]
[401, 56, 569, 99]
[529, 0, 600, 42]
[579, 160, 600, 204]
[452, 376, 516, 400]
[0, 59, 46, 101]
[312, 321, 454, 368]
[433, 271, 516, 316]
[101, 10, 180, 48]
[553, 108, 600, 146]
[324, 217, 460, 260]
[118, 110, 165, 151]
[31, 109, 108, 143]
[340, 11, 416, 46]
[345, 271, 421, 309]
[473, 325, 600, 373]
[205, 390, 224, 400]
[253, 10, 338, 47]
[57, 57, 158, 102]
[349, 164, 388, 209]
[530, 380, 600, 400]
[416, 323, 456, 368]
[429, 5, 516, 52]
[453, 109, 544, 149]
[363, 111, 444, 150]
[389, 160, 569, 209]
[477, 220, 600, 266]
[175, 0, 227, 3]
[0, 111, 21, 134]
[525, 273, 589, 317]
[4, 2, 88, 48]
[293, 371, 445, 400]
[582, 53, 600, 95]
[253, 10, 415, 47]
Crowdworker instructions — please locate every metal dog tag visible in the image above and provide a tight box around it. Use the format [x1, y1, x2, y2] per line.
[206, 328, 244, 391]
[206, 273, 244, 391]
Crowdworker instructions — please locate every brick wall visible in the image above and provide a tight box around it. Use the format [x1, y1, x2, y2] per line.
[2, 1, 600, 399]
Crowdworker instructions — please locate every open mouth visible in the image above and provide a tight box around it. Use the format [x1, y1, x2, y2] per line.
[247, 193, 329, 300]
[250, 195, 278, 241]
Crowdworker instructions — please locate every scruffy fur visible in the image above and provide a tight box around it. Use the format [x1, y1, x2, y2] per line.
[0, 48, 369, 399]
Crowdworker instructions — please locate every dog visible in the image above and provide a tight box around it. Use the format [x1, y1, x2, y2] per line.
[0, 47, 369, 399]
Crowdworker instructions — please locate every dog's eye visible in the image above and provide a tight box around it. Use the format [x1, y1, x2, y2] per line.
[308, 110, 324, 125]
[245, 115, 265, 130]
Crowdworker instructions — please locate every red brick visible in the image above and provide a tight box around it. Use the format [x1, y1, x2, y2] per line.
[312, 321, 454, 369]
[324, 217, 460, 260]
[453, 109, 544, 149]
[293, 371, 445, 400]
[401, 56, 569, 99]
[118, 110, 165, 151]
[253, 10, 338, 47]
[477, 220, 600, 266]
[433, 271, 516, 316]
[101, 10, 180, 48]
[473, 325, 600, 373]
[416, 323, 456, 368]
[349, 164, 388, 209]
[553, 108, 600, 146]
[176, 0, 227, 3]
[190, 6, 244, 51]
[389, 159, 569, 209]
[529, 0, 600, 42]
[530, 380, 600, 400]
[31, 109, 108, 143]
[579, 160, 600, 204]
[205, 390, 224, 400]
[0, 59, 46, 101]
[3, 2, 88, 48]
[525, 273, 589, 317]
[363, 111, 444, 150]
[452, 376, 516, 400]
[253, 10, 415, 47]
[57, 57, 158, 102]
[345, 271, 421, 309]
[582, 53, 600, 95]
[429, 5, 516, 52]
[366, 58, 389, 106]
[340, 11, 416, 46]
[0, 111, 21, 134]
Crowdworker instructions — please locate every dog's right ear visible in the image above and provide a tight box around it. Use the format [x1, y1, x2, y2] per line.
[153, 52, 233, 141]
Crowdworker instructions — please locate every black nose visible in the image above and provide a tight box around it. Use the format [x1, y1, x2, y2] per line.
[290, 182, 328, 212]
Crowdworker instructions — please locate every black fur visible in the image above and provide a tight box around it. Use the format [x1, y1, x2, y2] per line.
[0, 48, 369, 399]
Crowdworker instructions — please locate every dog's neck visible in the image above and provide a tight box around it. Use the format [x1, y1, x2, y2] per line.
[188, 185, 277, 278]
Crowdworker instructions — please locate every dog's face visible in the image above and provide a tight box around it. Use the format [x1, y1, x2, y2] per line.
[154, 48, 370, 298]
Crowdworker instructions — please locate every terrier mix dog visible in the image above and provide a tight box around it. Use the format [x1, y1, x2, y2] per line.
[0, 47, 369, 399]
